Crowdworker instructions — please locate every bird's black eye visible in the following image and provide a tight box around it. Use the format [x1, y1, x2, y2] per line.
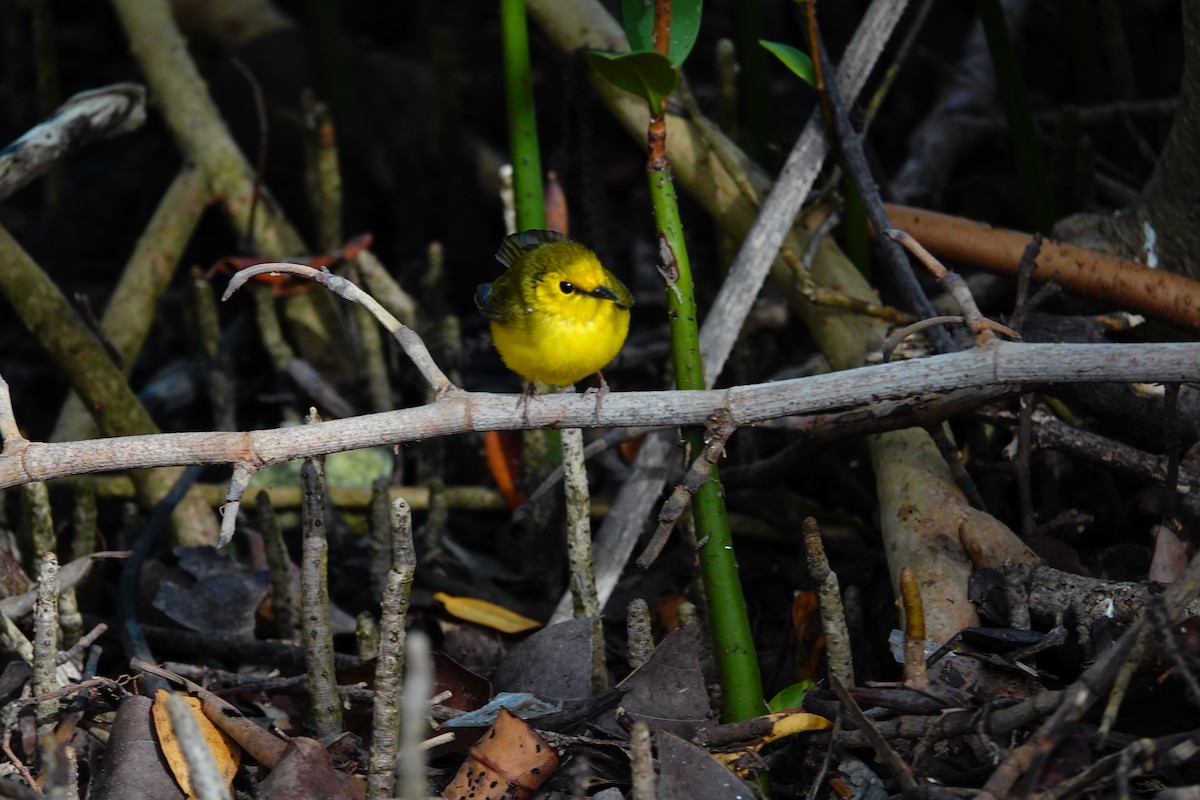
[559, 281, 574, 294]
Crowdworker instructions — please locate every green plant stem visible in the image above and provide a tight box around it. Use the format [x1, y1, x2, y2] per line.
[644, 4, 763, 722]
[843, 179, 870, 277]
[501, 0, 546, 230]
[651, 170, 763, 723]
[977, 0, 1054, 233]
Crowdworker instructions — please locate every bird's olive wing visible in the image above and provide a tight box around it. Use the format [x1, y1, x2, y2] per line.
[495, 229, 571, 267]
[474, 282, 506, 320]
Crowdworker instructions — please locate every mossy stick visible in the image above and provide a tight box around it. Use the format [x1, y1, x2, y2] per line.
[109, 0, 305, 257]
[299, 454, 343, 738]
[368, 477, 391, 602]
[255, 492, 296, 640]
[51, 164, 211, 442]
[626, 598, 654, 670]
[0, 227, 215, 543]
[561, 405, 605, 691]
[70, 480, 97, 561]
[33, 551, 59, 737]
[187, 267, 237, 432]
[367, 498, 416, 800]
[803, 517, 853, 686]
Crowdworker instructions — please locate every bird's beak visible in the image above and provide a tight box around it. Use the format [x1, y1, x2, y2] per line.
[589, 286, 619, 302]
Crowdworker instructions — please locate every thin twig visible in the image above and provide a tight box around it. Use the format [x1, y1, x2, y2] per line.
[830, 676, 929, 798]
[810, 25, 955, 353]
[886, 228, 996, 345]
[881, 316, 1019, 363]
[923, 423, 986, 510]
[223, 263, 456, 395]
[637, 412, 737, 567]
[217, 462, 256, 548]
[803, 518, 853, 686]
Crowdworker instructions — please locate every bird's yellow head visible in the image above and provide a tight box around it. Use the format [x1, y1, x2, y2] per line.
[526, 242, 632, 324]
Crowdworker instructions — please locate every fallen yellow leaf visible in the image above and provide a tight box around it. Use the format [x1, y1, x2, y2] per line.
[433, 592, 542, 634]
[152, 688, 241, 798]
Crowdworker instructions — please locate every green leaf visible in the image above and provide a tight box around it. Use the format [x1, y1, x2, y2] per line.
[588, 51, 679, 112]
[767, 680, 814, 712]
[760, 39, 814, 85]
[621, 0, 704, 67]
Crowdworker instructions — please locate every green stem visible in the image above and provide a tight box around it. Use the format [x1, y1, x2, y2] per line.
[501, 0, 546, 230]
[648, 135, 763, 724]
[977, 0, 1055, 232]
[843, 178, 870, 278]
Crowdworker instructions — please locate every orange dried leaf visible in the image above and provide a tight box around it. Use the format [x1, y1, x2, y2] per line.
[441, 708, 558, 800]
[484, 431, 526, 509]
[791, 590, 825, 682]
[433, 592, 542, 634]
[152, 689, 241, 798]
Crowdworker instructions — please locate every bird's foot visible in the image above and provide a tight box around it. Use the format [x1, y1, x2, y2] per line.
[585, 372, 612, 423]
[517, 381, 539, 424]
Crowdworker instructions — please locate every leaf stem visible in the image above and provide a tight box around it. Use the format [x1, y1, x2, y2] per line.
[501, 0, 546, 230]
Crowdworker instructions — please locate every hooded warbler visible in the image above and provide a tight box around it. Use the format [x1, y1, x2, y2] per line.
[475, 230, 634, 388]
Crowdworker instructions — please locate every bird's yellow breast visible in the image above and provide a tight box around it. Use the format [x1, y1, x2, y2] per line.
[489, 293, 630, 386]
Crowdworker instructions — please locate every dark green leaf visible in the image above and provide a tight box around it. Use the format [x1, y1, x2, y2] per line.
[760, 39, 814, 85]
[621, 0, 704, 67]
[588, 51, 679, 112]
[622, 0, 653, 52]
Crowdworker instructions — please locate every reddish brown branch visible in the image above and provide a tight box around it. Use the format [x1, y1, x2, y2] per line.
[886, 204, 1200, 331]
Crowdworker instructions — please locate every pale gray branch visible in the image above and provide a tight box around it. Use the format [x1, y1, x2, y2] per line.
[698, 0, 911, 386]
[0, 84, 146, 202]
[2, 341, 1199, 489]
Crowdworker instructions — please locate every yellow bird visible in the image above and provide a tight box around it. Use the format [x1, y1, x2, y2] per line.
[475, 230, 634, 389]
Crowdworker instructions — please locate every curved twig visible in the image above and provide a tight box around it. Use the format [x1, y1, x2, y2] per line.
[223, 263, 457, 396]
[882, 316, 1021, 362]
